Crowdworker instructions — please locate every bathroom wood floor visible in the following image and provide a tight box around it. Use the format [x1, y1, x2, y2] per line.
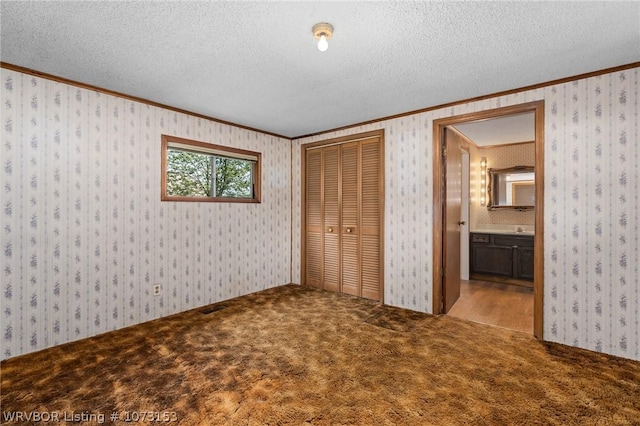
[447, 279, 534, 334]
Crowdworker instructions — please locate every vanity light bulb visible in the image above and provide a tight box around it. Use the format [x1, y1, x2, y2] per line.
[318, 35, 328, 52]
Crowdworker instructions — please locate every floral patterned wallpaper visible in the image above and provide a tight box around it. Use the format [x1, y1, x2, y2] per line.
[1, 69, 292, 360]
[2, 66, 638, 362]
[293, 67, 639, 361]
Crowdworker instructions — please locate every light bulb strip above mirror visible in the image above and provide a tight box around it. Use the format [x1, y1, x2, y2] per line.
[312, 23, 333, 52]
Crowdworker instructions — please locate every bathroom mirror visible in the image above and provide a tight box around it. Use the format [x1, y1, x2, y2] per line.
[487, 166, 535, 211]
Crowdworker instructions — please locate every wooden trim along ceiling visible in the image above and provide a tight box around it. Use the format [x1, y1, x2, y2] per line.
[432, 101, 545, 340]
[3, 61, 637, 141]
[294, 62, 638, 139]
[0, 62, 289, 140]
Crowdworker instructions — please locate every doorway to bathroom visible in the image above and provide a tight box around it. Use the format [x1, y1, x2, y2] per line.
[432, 101, 544, 338]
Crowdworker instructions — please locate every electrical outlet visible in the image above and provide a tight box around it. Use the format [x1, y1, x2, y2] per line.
[153, 284, 161, 296]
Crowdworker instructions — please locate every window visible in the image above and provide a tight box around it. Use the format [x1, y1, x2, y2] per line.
[161, 135, 261, 202]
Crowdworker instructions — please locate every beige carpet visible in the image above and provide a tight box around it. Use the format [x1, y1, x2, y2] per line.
[2, 284, 639, 425]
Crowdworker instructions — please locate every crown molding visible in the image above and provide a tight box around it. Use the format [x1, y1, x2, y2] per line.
[0, 62, 291, 141]
[293, 62, 640, 140]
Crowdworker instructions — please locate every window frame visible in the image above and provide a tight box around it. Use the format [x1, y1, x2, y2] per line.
[161, 134, 261, 203]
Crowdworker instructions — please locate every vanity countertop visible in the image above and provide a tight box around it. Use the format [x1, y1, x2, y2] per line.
[471, 229, 535, 236]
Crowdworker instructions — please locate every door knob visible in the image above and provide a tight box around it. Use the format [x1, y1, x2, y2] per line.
[328, 227, 333, 233]
[457, 221, 466, 226]
[346, 228, 352, 233]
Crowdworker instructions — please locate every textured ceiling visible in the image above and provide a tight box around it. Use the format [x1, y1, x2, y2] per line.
[1, 1, 639, 138]
[451, 112, 534, 147]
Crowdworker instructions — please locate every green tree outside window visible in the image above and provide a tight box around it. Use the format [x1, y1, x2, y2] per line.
[166, 149, 253, 198]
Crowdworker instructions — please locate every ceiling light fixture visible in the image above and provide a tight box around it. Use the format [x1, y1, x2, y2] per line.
[312, 23, 333, 52]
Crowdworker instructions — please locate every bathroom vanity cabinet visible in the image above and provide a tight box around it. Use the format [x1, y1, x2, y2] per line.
[470, 232, 534, 287]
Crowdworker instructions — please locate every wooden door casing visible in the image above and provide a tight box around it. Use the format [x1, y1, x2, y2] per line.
[432, 101, 544, 339]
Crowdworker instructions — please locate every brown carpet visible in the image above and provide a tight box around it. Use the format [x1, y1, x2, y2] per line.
[2, 284, 639, 425]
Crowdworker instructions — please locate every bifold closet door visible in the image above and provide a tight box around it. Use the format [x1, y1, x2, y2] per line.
[305, 149, 322, 289]
[304, 135, 382, 302]
[322, 146, 340, 293]
[340, 142, 359, 296]
[359, 138, 381, 301]
[305, 146, 340, 292]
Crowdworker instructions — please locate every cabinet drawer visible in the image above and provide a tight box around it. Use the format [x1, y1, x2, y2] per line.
[471, 234, 490, 243]
[493, 235, 533, 247]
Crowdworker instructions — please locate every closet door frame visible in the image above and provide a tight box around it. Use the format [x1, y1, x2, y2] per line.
[300, 129, 385, 302]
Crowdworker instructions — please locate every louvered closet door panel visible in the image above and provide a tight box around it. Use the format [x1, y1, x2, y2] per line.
[341, 142, 359, 296]
[305, 150, 322, 288]
[361, 236, 380, 300]
[360, 138, 381, 301]
[323, 146, 340, 293]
